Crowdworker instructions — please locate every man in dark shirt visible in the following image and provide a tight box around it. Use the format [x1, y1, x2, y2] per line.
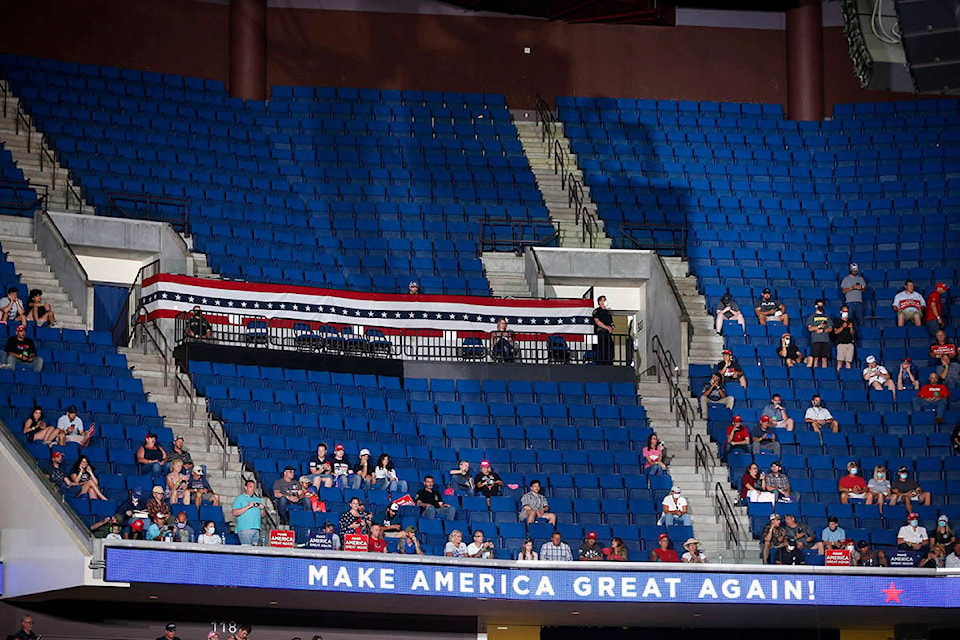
[700, 372, 733, 415]
[415, 475, 455, 520]
[4, 324, 44, 372]
[375, 502, 403, 538]
[155, 623, 182, 640]
[12, 615, 38, 640]
[717, 350, 747, 388]
[750, 416, 781, 456]
[833, 304, 856, 370]
[185, 306, 212, 340]
[592, 295, 615, 365]
[578, 531, 604, 561]
[755, 287, 790, 327]
[474, 460, 504, 501]
[891, 466, 932, 510]
[775, 538, 806, 565]
[272, 465, 306, 524]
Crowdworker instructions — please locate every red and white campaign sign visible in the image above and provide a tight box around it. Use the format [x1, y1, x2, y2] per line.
[343, 534, 369, 552]
[269, 529, 296, 548]
[824, 550, 851, 566]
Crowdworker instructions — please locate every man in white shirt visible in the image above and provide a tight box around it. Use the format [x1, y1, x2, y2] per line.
[896, 512, 929, 553]
[892, 280, 925, 327]
[862, 355, 897, 399]
[946, 542, 960, 568]
[661, 486, 690, 526]
[803, 394, 839, 435]
[56, 405, 94, 446]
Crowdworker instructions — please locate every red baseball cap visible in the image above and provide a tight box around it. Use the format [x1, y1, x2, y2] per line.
[587, 531, 597, 539]
[733, 415, 743, 422]
[334, 444, 344, 451]
[480, 460, 491, 467]
[658, 532, 670, 542]
[722, 349, 732, 355]
[761, 415, 771, 422]
[937, 282, 949, 290]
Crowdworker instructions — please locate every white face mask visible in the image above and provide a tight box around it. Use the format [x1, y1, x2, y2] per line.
[786, 545, 795, 551]
[783, 338, 791, 345]
[206, 527, 215, 534]
[846, 545, 855, 551]
[841, 312, 849, 318]
[900, 473, 908, 480]
[849, 468, 858, 475]
[909, 520, 918, 527]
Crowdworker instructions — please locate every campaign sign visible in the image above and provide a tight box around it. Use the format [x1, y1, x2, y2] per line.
[269, 530, 295, 548]
[104, 547, 960, 608]
[888, 551, 920, 568]
[343, 534, 369, 552]
[392, 494, 414, 507]
[824, 550, 850, 566]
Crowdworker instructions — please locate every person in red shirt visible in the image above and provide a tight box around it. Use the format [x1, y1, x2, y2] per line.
[367, 523, 388, 553]
[725, 415, 751, 458]
[912, 372, 951, 422]
[838, 461, 873, 505]
[649, 533, 680, 562]
[925, 282, 949, 337]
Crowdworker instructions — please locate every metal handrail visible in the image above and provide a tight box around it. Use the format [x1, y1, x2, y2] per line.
[111, 259, 160, 347]
[715, 481, 746, 564]
[534, 93, 556, 148]
[693, 433, 716, 498]
[14, 100, 32, 152]
[479, 216, 560, 252]
[107, 191, 190, 232]
[621, 222, 688, 258]
[651, 334, 695, 449]
[553, 138, 566, 188]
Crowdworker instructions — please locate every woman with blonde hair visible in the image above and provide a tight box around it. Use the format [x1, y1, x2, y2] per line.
[866, 465, 895, 513]
[166, 458, 190, 505]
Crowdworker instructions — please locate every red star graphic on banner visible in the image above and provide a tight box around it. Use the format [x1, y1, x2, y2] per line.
[882, 582, 904, 603]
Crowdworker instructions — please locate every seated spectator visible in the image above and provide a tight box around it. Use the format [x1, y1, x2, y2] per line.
[725, 415, 751, 457]
[408, 281, 421, 295]
[398, 526, 425, 555]
[171, 510, 194, 542]
[805, 300, 833, 368]
[26, 289, 55, 327]
[68, 454, 107, 500]
[519, 479, 556, 525]
[740, 463, 775, 504]
[649, 533, 681, 563]
[715, 292, 746, 335]
[763, 460, 792, 502]
[661, 486, 691, 526]
[273, 465, 307, 524]
[760, 513, 787, 563]
[23, 406, 59, 445]
[833, 305, 856, 370]
[803, 394, 839, 436]
[166, 459, 190, 506]
[891, 466, 932, 509]
[954, 424, 960, 455]
[329, 444, 353, 488]
[938, 354, 960, 392]
[751, 415, 781, 456]
[699, 372, 734, 415]
[897, 512, 930, 555]
[373, 453, 408, 494]
[517, 538, 538, 561]
[43, 450, 72, 494]
[349, 448, 373, 491]
[816, 516, 847, 555]
[539, 531, 573, 561]
[339, 496, 371, 537]
[448, 460, 475, 496]
[717, 350, 747, 388]
[920, 546, 946, 568]
[0, 286, 27, 324]
[929, 329, 957, 364]
[91, 514, 123, 540]
[135, 432, 167, 476]
[931, 515, 956, 558]
[603, 537, 628, 562]
[167, 435, 195, 473]
[116, 487, 149, 538]
[196, 521, 221, 544]
[490, 317, 518, 362]
[867, 465, 895, 513]
[578, 531, 604, 561]
[375, 502, 403, 538]
[911, 372, 951, 422]
[185, 465, 220, 508]
[367, 524, 388, 553]
[853, 539, 887, 567]
[415, 475, 455, 520]
[945, 541, 960, 569]
[862, 355, 897, 398]
[305, 521, 341, 550]
[443, 529, 467, 557]
[761, 394, 795, 431]
[776, 332, 806, 367]
[755, 287, 790, 326]
[307, 443, 334, 489]
[56, 405, 94, 447]
[838, 461, 873, 505]
[3, 324, 43, 372]
[185, 306, 212, 340]
[892, 279, 925, 327]
[641, 432, 668, 476]
[897, 358, 920, 391]
[147, 485, 172, 522]
[924, 283, 949, 337]
[145, 512, 174, 541]
[467, 530, 495, 558]
[775, 538, 806, 565]
[781, 513, 815, 550]
[474, 460, 504, 501]
[682, 538, 707, 563]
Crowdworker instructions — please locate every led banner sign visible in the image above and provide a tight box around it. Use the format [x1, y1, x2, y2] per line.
[104, 548, 958, 608]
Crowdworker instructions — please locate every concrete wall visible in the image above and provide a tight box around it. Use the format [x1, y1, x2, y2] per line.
[33, 211, 94, 329]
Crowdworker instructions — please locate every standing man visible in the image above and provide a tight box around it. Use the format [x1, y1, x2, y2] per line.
[840, 263, 866, 328]
[185, 305, 213, 340]
[592, 295, 615, 365]
[925, 282, 950, 337]
[833, 304, 856, 370]
[805, 299, 833, 368]
[231, 479, 264, 545]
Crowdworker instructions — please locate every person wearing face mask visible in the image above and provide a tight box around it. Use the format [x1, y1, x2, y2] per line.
[931, 515, 956, 558]
[196, 520, 222, 544]
[891, 466, 932, 510]
[592, 295, 615, 365]
[838, 461, 873, 505]
[804, 394, 839, 436]
[832, 304, 856, 370]
[805, 299, 833, 368]
[660, 487, 691, 526]
[776, 333, 807, 367]
[775, 537, 806, 565]
[897, 512, 930, 556]
[185, 305, 212, 340]
[867, 465, 895, 514]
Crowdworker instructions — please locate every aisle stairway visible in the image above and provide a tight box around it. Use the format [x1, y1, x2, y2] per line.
[514, 118, 611, 250]
[481, 252, 533, 298]
[0, 216, 86, 330]
[0, 79, 95, 214]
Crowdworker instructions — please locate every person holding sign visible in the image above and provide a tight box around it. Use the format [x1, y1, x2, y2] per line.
[339, 497, 371, 537]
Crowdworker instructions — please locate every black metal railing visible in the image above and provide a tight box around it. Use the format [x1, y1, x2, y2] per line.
[0, 179, 46, 215]
[620, 222, 688, 258]
[693, 433, 717, 497]
[479, 216, 560, 253]
[651, 334, 694, 448]
[534, 93, 556, 147]
[715, 481, 746, 564]
[172, 310, 634, 366]
[111, 259, 160, 347]
[107, 191, 190, 233]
